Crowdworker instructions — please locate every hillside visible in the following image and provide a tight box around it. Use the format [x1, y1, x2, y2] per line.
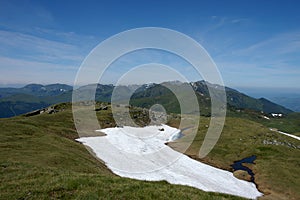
[0, 84, 73, 118]
[0, 103, 244, 200]
[0, 103, 299, 199]
[193, 81, 292, 114]
[0, 84, 72, 97]
[0, 81, 292, 118]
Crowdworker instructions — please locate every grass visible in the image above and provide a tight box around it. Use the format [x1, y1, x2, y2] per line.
[1, 102, 299, 199]
[1, 163, 243, 199]
[228, 108, 300, 134]
[0, 103, 244, 199]
[169, 116, 300, 200]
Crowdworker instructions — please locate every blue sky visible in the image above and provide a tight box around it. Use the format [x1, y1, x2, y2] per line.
[0, 0, 300, 91]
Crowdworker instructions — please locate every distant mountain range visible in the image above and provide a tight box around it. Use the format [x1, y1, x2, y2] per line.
[130, 81, 292, 116]
[0, 84, 73, 118]
[268, 96, 300, 112]
[234, 87, 300, 112]
[0, 81, 293, 118]
[0, 83, 72, 98]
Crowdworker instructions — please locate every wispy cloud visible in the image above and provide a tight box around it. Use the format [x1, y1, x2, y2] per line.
[233, 31, 300, 58]
[0, 0, 101, 85]
[0, 29, 100, 85]
[0, 56, 77, 85]
[195, 16, 253, 58]
[214, 31, 300, 88]
[0, 30, 90, 64]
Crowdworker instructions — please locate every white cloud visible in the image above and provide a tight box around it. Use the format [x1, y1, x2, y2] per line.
[0, 56, 77, 85]
[232, 31, 300, 59]
[216, 60, 300, 88]
[206, 30, 300, 88]
[0, 28, 101, 85]
[0, 30, 87, 64]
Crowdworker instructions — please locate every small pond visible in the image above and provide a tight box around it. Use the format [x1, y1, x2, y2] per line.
[231, 155, 257, 182]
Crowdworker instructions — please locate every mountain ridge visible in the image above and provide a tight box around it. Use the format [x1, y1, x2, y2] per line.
[0, 81, 293, 118]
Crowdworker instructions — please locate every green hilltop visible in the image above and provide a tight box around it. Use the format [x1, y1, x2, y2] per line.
[0, 102, 299, 199]
[1, 103, 244, 200]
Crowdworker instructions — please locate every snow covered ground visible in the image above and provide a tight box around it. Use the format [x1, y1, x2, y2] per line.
[76, 125, 263, 199]
[270, 128, 300, 141]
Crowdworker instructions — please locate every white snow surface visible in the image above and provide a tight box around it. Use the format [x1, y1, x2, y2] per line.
[76, 124, 262, 199]
[270, 128, 300, 141]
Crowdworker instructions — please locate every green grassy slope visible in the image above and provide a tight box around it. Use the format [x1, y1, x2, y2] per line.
[169, 116, 300, 200]
[227, 108, 300, 134]
[0, 103, 243, 200]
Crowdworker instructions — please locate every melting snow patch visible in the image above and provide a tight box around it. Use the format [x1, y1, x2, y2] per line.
[76, 125, 262, 199]
[270, 128, 300, 141]
[262, 116, 270, 120]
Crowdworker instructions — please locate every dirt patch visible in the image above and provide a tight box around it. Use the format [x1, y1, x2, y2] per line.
[233, 170, 252, 182]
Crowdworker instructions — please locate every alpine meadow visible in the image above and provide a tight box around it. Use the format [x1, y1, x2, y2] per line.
[1, 1, 300, 200]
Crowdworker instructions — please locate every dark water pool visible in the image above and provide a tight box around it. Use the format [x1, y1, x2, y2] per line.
[231, 155, 257, 182]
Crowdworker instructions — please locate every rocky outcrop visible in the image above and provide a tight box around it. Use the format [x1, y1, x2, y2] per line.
[263, 139, 300, 149]
[24, 106, 59, 117]
[95, 105, 108, 111]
